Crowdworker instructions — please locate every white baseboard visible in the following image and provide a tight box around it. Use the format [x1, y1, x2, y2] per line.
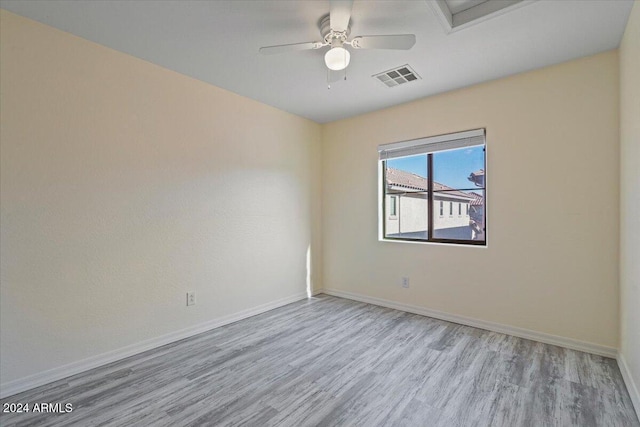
[0, 292, 308, 399]
[321, 288, 617, 358]
[311, 288, 324, 296]
[618, 352, 640, 419]
[2, 288, 624, 402]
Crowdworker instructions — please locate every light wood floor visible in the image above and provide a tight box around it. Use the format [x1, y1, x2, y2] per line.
[1, 295, 638, 426]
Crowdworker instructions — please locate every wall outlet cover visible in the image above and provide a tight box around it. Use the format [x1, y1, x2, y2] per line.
[187, 292, 196, 306]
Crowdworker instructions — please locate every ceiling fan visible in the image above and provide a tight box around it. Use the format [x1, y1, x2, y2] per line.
[259, 0, 416, 73]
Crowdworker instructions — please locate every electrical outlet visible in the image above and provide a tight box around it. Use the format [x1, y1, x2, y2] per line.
[401, 277, 410, 288]
[187, 292, 196, 306]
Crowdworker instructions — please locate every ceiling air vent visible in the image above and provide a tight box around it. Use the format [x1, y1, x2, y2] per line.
[373, 65, 421, 88]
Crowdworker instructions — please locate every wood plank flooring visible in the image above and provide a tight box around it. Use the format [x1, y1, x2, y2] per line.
[1, 295, 638, 426]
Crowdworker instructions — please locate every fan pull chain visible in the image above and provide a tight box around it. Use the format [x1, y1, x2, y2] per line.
[343, 48, 347, 81]
[326, 67, 347, 89]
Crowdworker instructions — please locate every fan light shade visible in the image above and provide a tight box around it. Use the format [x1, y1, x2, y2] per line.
[324, 47, 351, 71]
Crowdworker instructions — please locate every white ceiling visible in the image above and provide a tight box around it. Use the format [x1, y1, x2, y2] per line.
[0, 0, 634, 123]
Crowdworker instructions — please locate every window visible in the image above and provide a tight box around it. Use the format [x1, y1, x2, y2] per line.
[379, 129, 486, 245]
[389, 196, 397, 217]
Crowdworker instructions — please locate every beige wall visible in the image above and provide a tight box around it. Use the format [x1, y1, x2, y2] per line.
[0, 10, 322, 385]
[0, 5, 632, 397]
[620, 0, 640, 411]
[322, 51, 620, 349]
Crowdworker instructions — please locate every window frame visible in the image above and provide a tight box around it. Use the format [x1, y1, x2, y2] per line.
[379, 129, 487, 247]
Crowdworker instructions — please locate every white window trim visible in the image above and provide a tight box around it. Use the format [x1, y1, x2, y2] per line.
[378, 128, 485, 161]
[378, 128, 488, 247]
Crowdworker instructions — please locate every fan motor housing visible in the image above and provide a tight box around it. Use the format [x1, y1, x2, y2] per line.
[319, 14, 351, 42]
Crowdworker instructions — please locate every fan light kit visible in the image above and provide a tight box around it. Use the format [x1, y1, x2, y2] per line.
[325, 46, 350, 71]
[259, 0, 416, 79]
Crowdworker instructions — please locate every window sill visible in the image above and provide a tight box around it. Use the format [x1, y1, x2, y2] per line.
[379, 236, 487, 248]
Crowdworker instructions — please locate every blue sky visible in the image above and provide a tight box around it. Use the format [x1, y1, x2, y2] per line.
[386, 146, 484, 189]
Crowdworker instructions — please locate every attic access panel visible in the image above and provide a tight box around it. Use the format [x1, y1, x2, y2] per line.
[427, 0, 534, 33]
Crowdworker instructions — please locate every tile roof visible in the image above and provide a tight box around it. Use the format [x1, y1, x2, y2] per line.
[386, 168, 429, 191]
[386, 168, 481, 202]
[468, 192, 484, 206]
[468, 169, 485, 187]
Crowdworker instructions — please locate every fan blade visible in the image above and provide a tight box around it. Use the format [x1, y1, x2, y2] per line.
[350, 34, 416, 50]
[330, 0, 353, 32]
[259, 41, 323, 55]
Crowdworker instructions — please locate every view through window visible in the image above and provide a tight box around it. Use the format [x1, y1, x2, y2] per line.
[380, 130, 486, 245]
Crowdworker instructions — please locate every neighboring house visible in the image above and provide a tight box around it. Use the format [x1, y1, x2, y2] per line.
[385, 168, 482, 240]
[468, 169, 485, 187]
[385, 168, 484, 239]
[468, 191, 485, 241]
